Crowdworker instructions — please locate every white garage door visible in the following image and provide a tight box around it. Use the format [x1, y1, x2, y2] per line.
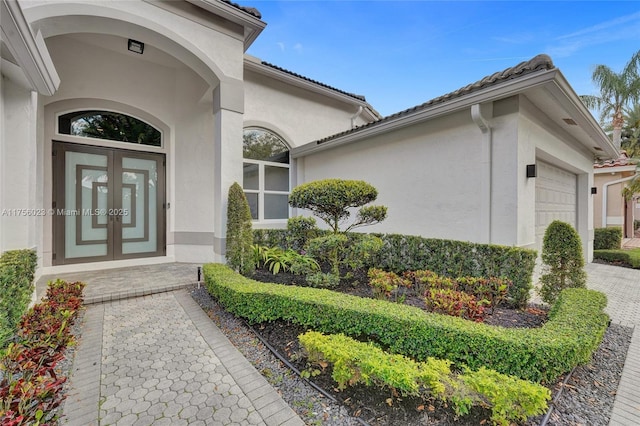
[535, 161, 577, 251]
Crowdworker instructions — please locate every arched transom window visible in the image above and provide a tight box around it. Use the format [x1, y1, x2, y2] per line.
[242, 128, 290, 221]
[58, 110, 161, 147]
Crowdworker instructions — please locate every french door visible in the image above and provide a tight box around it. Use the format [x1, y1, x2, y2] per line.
[52, 142, 165, 264]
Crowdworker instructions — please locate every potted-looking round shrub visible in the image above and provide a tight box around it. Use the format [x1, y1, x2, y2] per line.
[539, 220, 587, 304]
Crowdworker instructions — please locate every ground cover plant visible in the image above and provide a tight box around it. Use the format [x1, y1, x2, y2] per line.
[203, 263, 609, 383]
[0, 279, 85, 425]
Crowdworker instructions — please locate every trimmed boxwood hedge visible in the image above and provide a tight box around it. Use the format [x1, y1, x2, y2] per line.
[254, 229, 537, 307]
[204, 263, 608, 383]
[594, 227, 622, 250]
[594, 249, 640, 269]
[0, 249, 38, 349]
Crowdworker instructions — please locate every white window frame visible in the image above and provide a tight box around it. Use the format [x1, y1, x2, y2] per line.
[243, 158, 291, 223]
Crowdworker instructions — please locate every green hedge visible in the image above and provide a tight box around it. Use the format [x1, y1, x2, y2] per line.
[594, 249, 640, 269]
[0, 249, 38, 348]
[594, 227, 622, 250]
[254, 229, 537, 307]
[204, 264, 608, 383]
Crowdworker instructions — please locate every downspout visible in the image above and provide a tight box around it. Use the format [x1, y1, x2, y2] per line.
[602, 174, 637, 227]
[350, 106, 363, 129]
[471, 103, 493, 244]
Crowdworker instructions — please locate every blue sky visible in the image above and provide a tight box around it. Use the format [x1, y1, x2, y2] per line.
[246, 1, 640, 117]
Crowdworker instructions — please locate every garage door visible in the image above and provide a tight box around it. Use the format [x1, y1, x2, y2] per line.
[535, 161, 577, 251]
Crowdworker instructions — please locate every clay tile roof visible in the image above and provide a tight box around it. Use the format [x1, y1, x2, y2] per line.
[260, 61, 367, 102]
[220, 0, 262, 19]
[594, 151, 638, 168]
[314, 54, 556, 145]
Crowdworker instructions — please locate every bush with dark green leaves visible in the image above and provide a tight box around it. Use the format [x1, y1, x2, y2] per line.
[594, 249, 640, 268]
[0, 249, 38, 349]
[226, 182, 254, 276]
[594, 227, 622, 250]
[285, 216, 319, 251]
[253, 229, 537, 308]
[288, 179, 387, 234]
[204, 263, 608, 383]
[539, 221, 586, 304]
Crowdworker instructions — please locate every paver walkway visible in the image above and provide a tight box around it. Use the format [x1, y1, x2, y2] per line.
[586, 263, 640, 426]
[44, 264, 303, 426]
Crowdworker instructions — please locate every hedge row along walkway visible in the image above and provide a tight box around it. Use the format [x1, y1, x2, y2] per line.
[585, 262, 640, 426]
[36, 263, 303, 426]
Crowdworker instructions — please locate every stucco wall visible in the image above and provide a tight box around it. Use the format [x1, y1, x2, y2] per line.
[244, 69, 369, 147]
[299, 109, 485, 241]
[0, 77, 39, 252]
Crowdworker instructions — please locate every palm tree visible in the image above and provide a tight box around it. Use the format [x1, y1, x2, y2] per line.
[621, 103, 640, 158]
[581, 50, 640, 150]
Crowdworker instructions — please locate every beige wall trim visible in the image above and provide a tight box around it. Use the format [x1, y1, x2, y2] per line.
[174, 232, 215, 245]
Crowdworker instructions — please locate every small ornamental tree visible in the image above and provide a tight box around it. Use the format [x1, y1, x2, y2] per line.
[289, 179, 387, 234]
[289, 179, 387, 276]
[539, 220, 587, 304]
[226, 182, 254, 276]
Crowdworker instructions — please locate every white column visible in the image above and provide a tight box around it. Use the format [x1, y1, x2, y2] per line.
[213, 78, 244, 262]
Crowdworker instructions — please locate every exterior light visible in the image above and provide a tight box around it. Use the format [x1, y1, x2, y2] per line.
[526, 164, 537, 178]
[128, 39, 144, 54]
[591, 187, 597, 195]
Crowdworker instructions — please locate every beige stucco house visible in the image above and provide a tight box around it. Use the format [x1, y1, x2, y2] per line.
[1, 0, 618, 280]
[593, 153, 638, 238]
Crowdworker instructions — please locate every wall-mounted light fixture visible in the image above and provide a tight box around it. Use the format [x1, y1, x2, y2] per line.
[591, 187, 597, 195]
[128, 39, 144, 54]
[526, 164, 537, 178]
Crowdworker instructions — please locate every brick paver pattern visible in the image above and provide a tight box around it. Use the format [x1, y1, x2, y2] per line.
[98, 293, 265, 426]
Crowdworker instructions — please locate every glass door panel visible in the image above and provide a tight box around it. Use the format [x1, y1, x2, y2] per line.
[120, 156, 158, 255]
[64, 151, 110, 259]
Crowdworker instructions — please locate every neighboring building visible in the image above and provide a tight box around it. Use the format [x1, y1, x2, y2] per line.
[1, 0, 617, 279]
[593, 153, 638, 238]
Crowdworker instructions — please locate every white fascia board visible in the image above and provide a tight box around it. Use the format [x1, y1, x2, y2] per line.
[292, 69, 558, 158]
[1, 0, 59, 95]
[244, 58, 373, 111]
[544, 70, 618, 159]
[594, 165, 637, 174]
[186, 0, 266, 50]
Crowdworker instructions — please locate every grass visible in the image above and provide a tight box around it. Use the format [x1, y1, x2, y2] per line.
[593, 248, 640, 269]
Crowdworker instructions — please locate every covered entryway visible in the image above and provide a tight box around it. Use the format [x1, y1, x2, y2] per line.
[535, 160, 577, 250]
[52, 142, 165, 264]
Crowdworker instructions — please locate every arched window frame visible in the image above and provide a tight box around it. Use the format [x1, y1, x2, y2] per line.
[242, 127, 291, 223]
[57, 110, 163, 147]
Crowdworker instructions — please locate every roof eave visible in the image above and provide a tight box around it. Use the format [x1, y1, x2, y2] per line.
[1, 0, 59, 95]
[244, 57, 378, 119]
[292, 68, 559, 159]
[186, 0, 266, 51]
[594, 165, 637, 174]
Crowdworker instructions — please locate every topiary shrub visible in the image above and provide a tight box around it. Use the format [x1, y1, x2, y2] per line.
[594, 227, 622, 250]
[539, 221, 586, 304]
[226, 182, 254, 276]
[289, 179, 387, 234]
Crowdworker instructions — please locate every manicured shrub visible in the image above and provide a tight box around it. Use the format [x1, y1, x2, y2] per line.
[204, 264, 609, 382]
[253, 229, 536, 308]
[305, 272, 341, 289]
[594, 249, 640, 268]
[299, 331, 550, 426]
[594, 227, 622, 250]
[286, 216, 319, 251]
[226, 182, 254, 276]
[306, 234, 348, 276]
[288, 179, 387, 234]
[0, 249, 38, 349]
[539, 221, 586, 304]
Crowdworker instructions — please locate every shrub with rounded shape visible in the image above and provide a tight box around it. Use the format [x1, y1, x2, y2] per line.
[226, 182, 254, 276]
[539, 220, 586, 304]
[288, 179, 387, 233]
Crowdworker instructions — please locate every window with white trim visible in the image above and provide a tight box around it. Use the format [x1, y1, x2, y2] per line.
[242, 128, 290, 221]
